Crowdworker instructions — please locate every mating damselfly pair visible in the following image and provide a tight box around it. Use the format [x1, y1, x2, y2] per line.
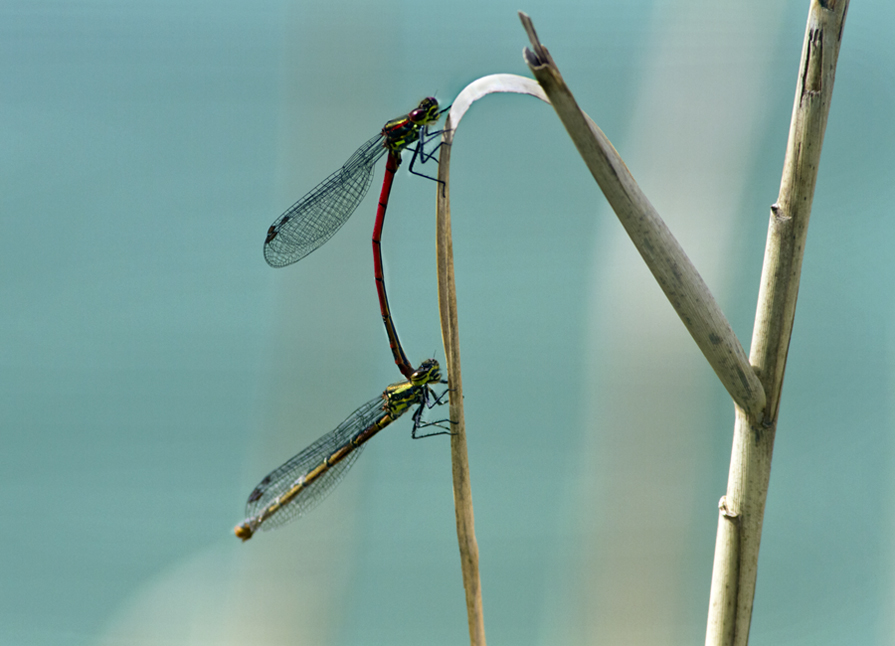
[235, 98, 452, 539]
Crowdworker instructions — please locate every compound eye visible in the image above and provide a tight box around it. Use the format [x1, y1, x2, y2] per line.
[409, 98, 439, 123]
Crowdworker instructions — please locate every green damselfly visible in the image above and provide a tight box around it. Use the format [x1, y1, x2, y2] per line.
[235, 359, 449, 540]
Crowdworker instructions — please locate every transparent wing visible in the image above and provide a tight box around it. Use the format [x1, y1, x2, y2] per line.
[263, 134, 387, 267]
[244, 394, 387, 530]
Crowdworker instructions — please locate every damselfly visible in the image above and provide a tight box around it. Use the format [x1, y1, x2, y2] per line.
[264, 98, 447, 379]
[235, 358, 449, 541]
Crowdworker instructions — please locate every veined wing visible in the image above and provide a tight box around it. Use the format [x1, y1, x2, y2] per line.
[263, 133, 387, 267]
[244, 394, 387, 530]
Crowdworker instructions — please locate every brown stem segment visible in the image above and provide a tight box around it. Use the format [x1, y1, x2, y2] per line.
[436, 122, 486, 646]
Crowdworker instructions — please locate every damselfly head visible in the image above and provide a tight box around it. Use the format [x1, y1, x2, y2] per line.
[409, 97, 440, 125]
[411, 358, 442, 385]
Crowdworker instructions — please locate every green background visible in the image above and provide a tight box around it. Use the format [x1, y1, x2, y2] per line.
[2, 1, 893, 644]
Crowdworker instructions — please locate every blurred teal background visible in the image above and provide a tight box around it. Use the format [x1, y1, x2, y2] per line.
[2, 1, 893, 644]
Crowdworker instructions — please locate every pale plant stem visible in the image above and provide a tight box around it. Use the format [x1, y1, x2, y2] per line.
[518, 3, 848, 644]
[706, 2, 849, 644]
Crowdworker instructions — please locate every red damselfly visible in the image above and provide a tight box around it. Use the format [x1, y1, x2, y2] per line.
[264, 98, 447, 378]
[235, 358, 449, 541]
